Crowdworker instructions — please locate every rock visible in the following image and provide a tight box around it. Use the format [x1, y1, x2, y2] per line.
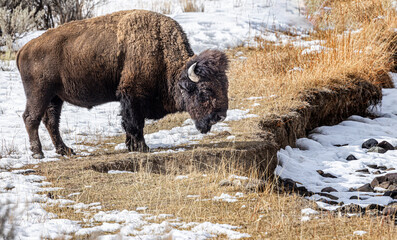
[367, 146, 387, 153]
[366, 204, 384, 211]
[317, 192, 338, 200]
[47, 192, 54, 199]
[297, 186, 312, 196]
[277, 178, 312, 196]
[372, 170, 382, 175]
[379, 181, 390, 189]
[219, 179, 233, 187]
[245, 179, 266, 192]
[384, 191, 397, 199]
[4, 183, 15, 191]
[383, 207, 397, 216]
[378, 166, 387, 170]
[367, 164, 378, 169]
[357, 183, 374, 192]
[386, 168, 396, 171]
[278, 178, 296, 192]
[388, 184, 397, 191]
[355, 169, 369, 174]
[232, 180, 242, 187]
[362, 138, 378, 149]
[316, 170, 337, 178]
[371, 176, 387, 188]
[341, 204, 364, 213]
[321, 187, 337, 193]
[334, 144, 348, 147]
[350, 196, 367, 200]
[371, 173, 397, 188]
[377, 141, 394, 151]
[17, 169, 36, 175]
[346, 154, 357, 161]
[317, 198, 339, 205]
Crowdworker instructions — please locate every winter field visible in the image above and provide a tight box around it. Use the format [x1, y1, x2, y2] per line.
[1, 0, 397, 239]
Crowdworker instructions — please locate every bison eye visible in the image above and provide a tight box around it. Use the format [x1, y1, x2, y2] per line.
[179, 81, 196, 93]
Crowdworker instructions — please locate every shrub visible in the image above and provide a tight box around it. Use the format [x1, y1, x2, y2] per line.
[0, 4, 43, 51]
[179, 0, 204, 12]
[0, 205, 15, 240]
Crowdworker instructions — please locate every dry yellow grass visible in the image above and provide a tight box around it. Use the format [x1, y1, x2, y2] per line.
[13, 0, 397, 239]
[179, 0, 205, 12]
[30, 154, 397, 239]
[305, 0, 394, 31]
[228, 21, 396, 118]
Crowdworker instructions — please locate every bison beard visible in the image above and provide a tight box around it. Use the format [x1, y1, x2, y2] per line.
[17, 10, 229, 159]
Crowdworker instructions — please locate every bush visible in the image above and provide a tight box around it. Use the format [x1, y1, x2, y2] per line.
[50, 0, 108, 25]
[0, 4, 43, 51]
[0, 205, 15, 240]
[179, 0, 204, 12]
[0, 0, 108, 52]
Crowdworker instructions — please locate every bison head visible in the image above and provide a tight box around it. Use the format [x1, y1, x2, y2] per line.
[178, 50, 229, 134]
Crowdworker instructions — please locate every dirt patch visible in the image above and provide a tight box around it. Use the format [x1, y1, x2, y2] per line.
[89, 77, 384, 178]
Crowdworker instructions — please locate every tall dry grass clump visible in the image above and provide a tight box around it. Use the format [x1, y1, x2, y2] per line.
[179, 0, 204, 12]
[228, 2, 396, 115]
[306, 0, 393, 31]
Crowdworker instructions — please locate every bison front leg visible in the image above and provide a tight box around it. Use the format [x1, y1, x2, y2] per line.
[120, 96, 149, 152]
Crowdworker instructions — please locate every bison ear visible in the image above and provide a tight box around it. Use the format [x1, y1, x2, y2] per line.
[194, 50, 229, 77]
[179, 80, 196, 93]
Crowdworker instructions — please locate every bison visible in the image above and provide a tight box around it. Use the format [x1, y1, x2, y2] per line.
[17, 10, 229, 159]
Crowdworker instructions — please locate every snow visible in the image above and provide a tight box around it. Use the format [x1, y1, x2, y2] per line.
[95, 0, 312, 53]
[353, 231, 367, 236]
[213, 192, 244, 203]
[229, 174, 249, 180]
[107, 170, 135, 174]
[300, 208, 319, 222]
[10, 0, 312, 54]
[175, 175, 189, 180]
[114, 109, 258, 151]
[276, 73, 397, 210]
[187, 195, 201, 198]
[301, 208, 319, 215]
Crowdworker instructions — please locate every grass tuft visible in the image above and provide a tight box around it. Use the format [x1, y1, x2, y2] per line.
[179, 0, 204, 12]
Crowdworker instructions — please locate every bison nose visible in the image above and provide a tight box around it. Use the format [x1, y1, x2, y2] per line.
[216, 111, 227, 122]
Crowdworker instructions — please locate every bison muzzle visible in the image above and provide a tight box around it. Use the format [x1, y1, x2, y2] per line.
[17, 10, 229, 159]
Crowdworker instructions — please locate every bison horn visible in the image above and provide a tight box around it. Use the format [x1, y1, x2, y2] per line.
[188, 63, 200, 83]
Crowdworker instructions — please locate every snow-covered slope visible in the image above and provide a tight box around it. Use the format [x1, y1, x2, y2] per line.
[15, 0, 311, 53]
[277, 73, 397, 210]
[100, 0, 312, 53]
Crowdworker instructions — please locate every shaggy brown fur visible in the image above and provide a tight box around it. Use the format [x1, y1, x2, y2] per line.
[17, 10, 229, 159]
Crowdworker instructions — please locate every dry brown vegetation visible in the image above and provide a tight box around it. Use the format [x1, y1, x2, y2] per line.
[179, 0, 204, 12]
[29, 153, 397, 239]
[15, 0, 397, 239]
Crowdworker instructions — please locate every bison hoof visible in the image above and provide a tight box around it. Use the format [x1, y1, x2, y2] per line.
[56, 146, 75, 156]
[127, 142, 150, 152]
[32, 152, 44, 159]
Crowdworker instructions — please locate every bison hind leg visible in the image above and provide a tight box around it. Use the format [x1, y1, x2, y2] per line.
[23, 94, 52, 159]
[42, 96, 75, 156]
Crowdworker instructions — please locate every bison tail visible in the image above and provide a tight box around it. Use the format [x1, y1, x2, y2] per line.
[16, 49, 21, 72]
